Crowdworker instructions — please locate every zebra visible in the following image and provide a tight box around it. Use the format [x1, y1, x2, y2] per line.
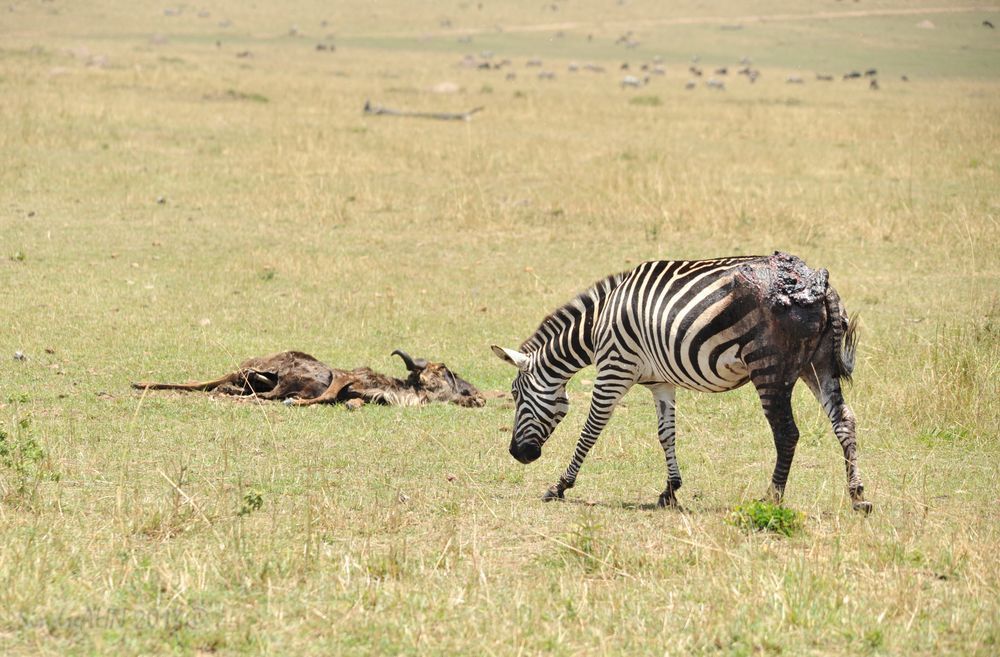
[492, 252, 871, 513]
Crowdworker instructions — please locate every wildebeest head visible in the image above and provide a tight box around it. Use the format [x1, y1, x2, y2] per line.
[491, 345, 569, 464]
[392, 350, 486, 407]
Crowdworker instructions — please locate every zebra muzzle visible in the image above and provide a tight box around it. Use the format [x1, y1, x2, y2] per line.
[510, 440, 541, 464]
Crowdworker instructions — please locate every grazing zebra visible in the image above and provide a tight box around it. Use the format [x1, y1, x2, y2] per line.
[492, 252, 871, 513]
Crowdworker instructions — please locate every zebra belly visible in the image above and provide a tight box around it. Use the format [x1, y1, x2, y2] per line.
[638, 342, 750, 392]
[695, 343, 750, 392]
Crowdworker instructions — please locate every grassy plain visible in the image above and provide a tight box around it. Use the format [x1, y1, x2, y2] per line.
[1, 1, 998, 655]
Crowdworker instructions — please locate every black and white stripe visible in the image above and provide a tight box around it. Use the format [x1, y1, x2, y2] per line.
[493, 252, 870, 512]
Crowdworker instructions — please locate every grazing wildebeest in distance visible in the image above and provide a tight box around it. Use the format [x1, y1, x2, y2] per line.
[134, 350, 486, 408]
[492, 252, 870, 513]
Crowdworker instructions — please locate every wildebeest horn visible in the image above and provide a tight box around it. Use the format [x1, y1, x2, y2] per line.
[392, 349, 427, 372]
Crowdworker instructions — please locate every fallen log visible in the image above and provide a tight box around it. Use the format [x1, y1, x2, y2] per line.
[363, 99, 484, 121]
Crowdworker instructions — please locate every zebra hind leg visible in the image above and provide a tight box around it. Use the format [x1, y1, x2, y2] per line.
[648, 383, 682, 508]
[801, 370, 871, 514]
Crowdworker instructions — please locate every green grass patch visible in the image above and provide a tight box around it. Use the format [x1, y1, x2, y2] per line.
[220, 89, 269, 103]
[628, 95, 662, 107]
[917, 425, 971, 446]
[729, 501, 805, 537]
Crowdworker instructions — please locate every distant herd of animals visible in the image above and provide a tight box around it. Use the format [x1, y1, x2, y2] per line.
[444, 18, 997, 90]
[190, 13, 997, 95]
[459, 51, 900, 92]
[137, 252, 870, 513]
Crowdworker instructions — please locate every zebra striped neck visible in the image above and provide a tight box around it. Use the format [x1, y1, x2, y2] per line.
[519, 271, 629, 379]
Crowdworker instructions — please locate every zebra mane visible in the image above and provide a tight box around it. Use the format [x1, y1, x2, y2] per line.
[519, 271, 630, 354]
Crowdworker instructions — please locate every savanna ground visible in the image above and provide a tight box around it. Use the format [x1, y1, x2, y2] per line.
[1, 1, 998, 655]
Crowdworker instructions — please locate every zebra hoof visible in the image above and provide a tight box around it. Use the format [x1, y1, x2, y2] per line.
[760, 485, 784, 505]
[852, 500, 873, 515]
[541, 485, 565, 502]
[657, 491, 678, 508]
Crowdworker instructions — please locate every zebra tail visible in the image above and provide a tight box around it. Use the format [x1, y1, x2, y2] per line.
[825, 286, 858, 383]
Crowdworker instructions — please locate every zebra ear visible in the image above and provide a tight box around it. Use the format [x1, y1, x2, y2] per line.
[491, 345, 529, 371]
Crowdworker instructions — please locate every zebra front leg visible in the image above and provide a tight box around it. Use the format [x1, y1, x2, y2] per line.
[802, 373, 871, 514]
[543, 374, 633, 502]
[648, 383, 682, 508]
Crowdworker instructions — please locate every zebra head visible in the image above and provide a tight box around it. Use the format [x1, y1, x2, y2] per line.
[492, 345, 569, 464]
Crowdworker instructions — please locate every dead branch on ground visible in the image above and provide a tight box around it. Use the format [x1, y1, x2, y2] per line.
[363, 99, 484, 121]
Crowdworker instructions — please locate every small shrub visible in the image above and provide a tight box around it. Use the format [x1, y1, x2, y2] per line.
[0, 418, 60, 501]
[237, 490, 264, 517]
[644, 219, 662, 242]
[863, 627, 884, 650]
[569, 516, 601, 561]
[729, 500, 804, 537]
[564, 514, 618, 574]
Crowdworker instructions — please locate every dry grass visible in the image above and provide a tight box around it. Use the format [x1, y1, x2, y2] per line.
[1, 1, 998, 655]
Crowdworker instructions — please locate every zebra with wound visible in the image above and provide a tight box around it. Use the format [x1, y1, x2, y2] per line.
[492, 251, 871, 512]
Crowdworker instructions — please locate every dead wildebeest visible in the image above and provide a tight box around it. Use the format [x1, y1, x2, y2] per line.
[132, 350, 486, 409]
